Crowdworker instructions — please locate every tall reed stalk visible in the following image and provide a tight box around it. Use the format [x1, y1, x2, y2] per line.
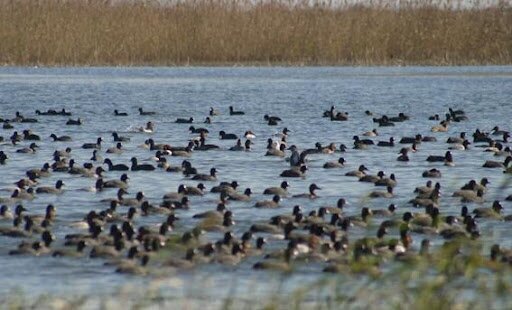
[0, 0, 510, 66]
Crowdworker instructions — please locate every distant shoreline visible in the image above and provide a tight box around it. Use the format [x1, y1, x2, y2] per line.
[1, 0, 511, 66]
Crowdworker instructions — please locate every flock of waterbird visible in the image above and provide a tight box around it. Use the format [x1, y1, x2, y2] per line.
[1, 104, 512, 277]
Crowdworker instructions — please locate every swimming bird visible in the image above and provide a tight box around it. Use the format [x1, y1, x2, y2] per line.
[345, 165, 368, 178]
[36, 180, 64, 194]
[219, 131, 238, 140]
[229, 106, 245, 115]
[369, 186, 394, 198]
[22, 130, 40, 140]
[103, 158, 129, 171]
[114, 110, 128, 116]
[103, 174, 130, 189]
[106, 142, 124, 154]
[323, 157, 345, 169]
[112, 132, 130, 142]
[16, 143, 38, 154]
[176, 117, 194, 124]
[138, 122, 154, 133]
[228, 188, 252, 201]
[422, 169, 442, 178]
[192, 168, 217, 181]
[292, 184, 321, 199]
[254, 195, 281, 208]
[263, 181, 290, 196]
[280, 165, 308, 178]
[130, 157, 155, 171]
[82, 137, 102, 149]
[482, 156, 512, 168]
[138, 107, 156, 115]
[377, 137, 395, 147]
[66, 118, 82, 125]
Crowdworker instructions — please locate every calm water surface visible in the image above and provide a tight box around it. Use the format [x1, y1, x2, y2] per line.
[0, 66, 511, 303]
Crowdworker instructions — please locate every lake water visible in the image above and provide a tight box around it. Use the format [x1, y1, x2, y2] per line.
[0, 66, 512, 307]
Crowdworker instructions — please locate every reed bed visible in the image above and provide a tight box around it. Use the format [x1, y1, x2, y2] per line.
[0, 0, 511, 66]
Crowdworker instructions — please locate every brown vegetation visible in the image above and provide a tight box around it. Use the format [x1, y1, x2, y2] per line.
[0, 0, 511, 66]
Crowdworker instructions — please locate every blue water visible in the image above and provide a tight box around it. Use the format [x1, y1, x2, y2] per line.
[0, 66, 511, 304]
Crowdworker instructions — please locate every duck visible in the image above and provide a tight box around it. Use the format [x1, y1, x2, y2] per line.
[176, 117, 194, 124]
[369, 186, 394, 198]
[323, 157, 345, 169]
[16, 142, 39, 154]
[448, 140, 471, 151]
[427, 151, 452, 162]
[193, 203, 227, 220]
[292, 184, 321, 199]
[431, 121, 449, 132]
[186, 183, 206, 196]
[53, 147, 72, 158]
[36, 180, 64, 194]
[66, 118, 82, 125]
[460, 189, 485, 204]
[422, 168, 442, 178]
[106, 142, 124, 154]
[263, 181, 290, 196]
[228, 188, 252, 201]
[138, 107, 156, 115]
[399, 134, 422, 144]
[194, 137, 219, 151]
[192, 168, 217, 181]
[254, 195, 281, 208]
[0, 151, 7, 165]
[375, 173, 397, 187]
[67, 159, 92, 175]
[219, 130, 238, 140]
[189, 126, 209, 134]
[162, 184, 188, 201]
[209, 107, 219, 116]
[103, 174, 130, 189]
[414, 180, 434, 195]
[253, 246, 295, 272]
[229, 139, 244, 151]
[229, 106, 245, 115]
[331, 110, 349, 121]
[82, 137, 102, 149]
[473, 201, 503, 218]
[409, 188, 441, 207]
[114, 109, 128, 116]
[90, 150, 103, 162]
[130, 157, 155, 171]
[120, 191, 146, 207]
[138, 121, 155, 133]
[103, 158, 129, 171]
[211, 181, 238, 195]
[265, 144, 286, 157]
[280, 165, 308, 178]
[353, 135, 374, 146]
[359, 170, 385, 183]
[372, 204, 397, 217]
[345, 165, 368, 178]
[483, 156, 512, 168]
[491, 126, 509, 136]
[377, 137, 395, 147]
[22, 130, 40, 140]
[244, 131, 256, 139]
[115, 255, 150, 275]
[0, 205, 13, 220]
[52, 240, 87, 258]
[112, 132, 130, 142]
[363, 129, 378, 137]
[446, 132, 467, 144]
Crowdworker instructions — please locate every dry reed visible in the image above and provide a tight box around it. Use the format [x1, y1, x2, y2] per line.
[0, 0, 511, 66]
